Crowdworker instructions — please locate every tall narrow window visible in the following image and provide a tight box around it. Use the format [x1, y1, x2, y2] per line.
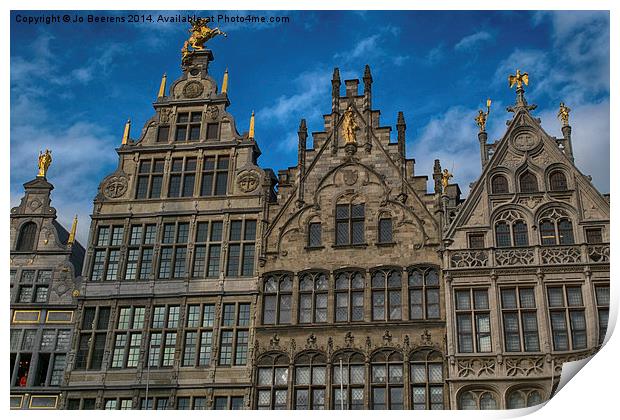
[335, 271, 365, 322]
[262, 273, 293, 325]
[408, 267, 440, 320]
[335, 203, 365, 246]
[158, 222, 189, 279]
[16, 222, 37, 251]
[332, 351, 365, 409]
[175, 112, 201, 141]
[410, 349, 444, 410]
[91, 225, 124, 281]
[206, 123, 219, 140]
[256, 354, 289, 409]
[201, 156, 229, 196]
[512, 221, 529, 246]
[549, 171, 568, 191]
[74, 306, 110, 370]
[371, 269, 402, 321]
[595, 285, 610, 344]
[495, 222, 511, 247]
[501, 287, 539, 352]
[135, 159, 164, 199]
[294, 352, 327, 410]
[371, 350, 403, 410]
[226, 220, 256, 277]
[299, 272, 328, 323]
[540, 220, 556, 245]
[308, 222, 322, 248]
[218, 302, 250, 366]
[519, 171, 538, 193]
[192, 221, 223, 278]
[156, 125, 169, 142]
[125, 224, 156, 281]
[378, 218, 393, 243]
[455, 289, 491, 353]
[168, 157, 197, 198]
[548, 285, 586, 351]
[491, 175, 509, 194]
[148, 305, 179, 368]
[182, 303, 215, 367]
[558, 219, 574, 244]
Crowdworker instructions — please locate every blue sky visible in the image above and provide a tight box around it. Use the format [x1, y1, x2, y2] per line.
[10, 10, 610, 244]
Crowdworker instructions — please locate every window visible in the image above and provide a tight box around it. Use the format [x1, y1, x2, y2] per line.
[410, 349, 444, 410]
[495, 222, 511, 247]
[519, 171, 538, 193]
[549, 171, 568, 191]
[262, 273, 293, 325]
[371, 350, 403, 410]
[16, 222, 37, 251]
[332, 351, 365, 409]
[538, 208, 574, 245]
[157, 125, 169, 142]
[455, 289, 491, 353]
[495, 218, 529, 247]
[111, 307, 145, 368]
[206, 123, 219, 140]
[124, 224, 156, 280]
[201, 156, 229, 196]
[512, 221, 529, 246]
[548, 285, 586, 351]
[294, 352, 326, 410]
[90, 225, 124, 281]
[408, 267, 440, 320]
[378, 218, 393, 243]
[158, 222, 189, 279]
[371, 269, 402, 321]
[501, 287, 539, 352]
[459, 389, 498, 410]
[74, 307, 110, 370]
[468, 233, 485, 249]
[308, 222, 322, 248]
[182, 303, 215, 366]
[335, 271, 365, 322]
[506, 388, 543, 409]
[586, 228, 603, 244]
[491, 175, 509, 194]
[192, 221, 223, 278]
[175, 112, 201, 141]
[135, 159, 164, 199]
[256, 353, 289, 409]
[336, 203, 365, 245]
[226, 220, 256, 277]
[147, 305, 180, 368]
[15, 269, 51, 304]
[298, 272, 328, 324]
[218, 302, 250, 366]
[595, 285, 609, 344]
[168, 157, 197, 197]
[213, 396, 244, 410]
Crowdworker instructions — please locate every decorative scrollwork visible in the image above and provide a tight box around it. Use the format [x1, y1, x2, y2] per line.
[495, 248, 535, 266]
[540, 246, 582, 264]
[451, 250, 488, 268]
[456, 358, 496, 378]
[588, 245, 609, 263]
[505, 357, 545, 376]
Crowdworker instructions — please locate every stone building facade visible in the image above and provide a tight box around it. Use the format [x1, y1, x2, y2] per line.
[9, 36, 610, 411]
[10, 171, 85, 410]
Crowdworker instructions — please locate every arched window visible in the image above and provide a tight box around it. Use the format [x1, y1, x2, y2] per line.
[256, 353, 289, 409]
[294, 352, 326, 410]
[371, 349, 403, 409]
[540, 220, 556, 245]
[299, 272, 328, 324]
[410, 349, 444, 410]
[332, 351, 365, 409]
[558, 219, 574, 244]
[495, 222, 511, 247]
[408, 267, 440, 320]
[491, 175, 509, 194]
[512, 221, 529, 246]
[371, 269, 402, 321]
[538, 208, 575, 246]
[16, 222, 37, 251]
[549, 171, 568, 191]
[263, 273, 292, 325]
[458, 389, 498, 410]
[335, 271, 364, 322]
[519, 171, 538, 193]
[506, 388, 544, 409]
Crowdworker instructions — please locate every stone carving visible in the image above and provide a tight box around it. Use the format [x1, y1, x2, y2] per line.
[505, 357, 544, 377]
[382, 330, 392, 345]
[29, 199, 42, 211]
[207, 105, 219, 120]
[344, 332, 354, 347]
[518, 196, 542, 209]
[159, 108, 172, 123]
[502, 151, 523, 169]
[102, 174, 129, 199]
[183, 80, 204, 98]
[420, 329, 432, 346]
[457, 358, 496, 378]
[540, 246, 582, 264]
[450, 250, 488, 268]
[306, 333, 317, 349]
[588, 245, 609, 263]
[237, 170, 260, 193]
[342, 169, 358, 186]
[513, 131, 539, 152]
[495, 248, 535, 266]
[269, 333, 280, 349]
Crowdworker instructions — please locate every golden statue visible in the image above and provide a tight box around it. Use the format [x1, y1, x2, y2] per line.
[37, 149, 52, 178]
[188, 18, 227, 51]
[475, 98, 492, 132]
[508, 69, 529, 89]
[342, 105, 359, 145]
[441, 168, 453, 193]
[558, 102, 571, 126]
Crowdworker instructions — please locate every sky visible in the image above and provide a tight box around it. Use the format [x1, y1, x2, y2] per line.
[10, 10, 610, 245]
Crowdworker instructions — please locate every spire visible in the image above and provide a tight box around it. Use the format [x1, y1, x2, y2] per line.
[121, 119, 131, 145]
[221, 68, 229, 94]
[507, 69, 536, 112]
[396, 111, 406, 157]
[248, 111, 255, 140]
[68, 214, 78, 245]
[298, 118, 308, 149]
[331, 67, 341, 113]
[363, 64, 373, 87]
[157, 73, 167, 99]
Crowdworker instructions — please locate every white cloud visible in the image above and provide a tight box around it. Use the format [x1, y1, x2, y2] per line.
[425, 44, 445, 64]
[454, 30, 493, 51]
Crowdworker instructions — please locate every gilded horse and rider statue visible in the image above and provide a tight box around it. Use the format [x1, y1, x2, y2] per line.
[182, 18, 227, 65]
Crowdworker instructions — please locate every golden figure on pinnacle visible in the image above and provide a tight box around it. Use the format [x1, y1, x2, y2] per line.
[37, 149, 52, 178]
[342, 105, 359, 145]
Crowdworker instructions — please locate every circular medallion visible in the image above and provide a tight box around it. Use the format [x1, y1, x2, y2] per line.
[512, 131, 540, 152]
[29, 199, 42, 210]
[237, 171, 260, 193]
[183, 81, 204, 98]
[102, 175, 128, 199]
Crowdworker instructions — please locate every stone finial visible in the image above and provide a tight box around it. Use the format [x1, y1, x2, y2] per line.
[363, 64, 373, 84]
